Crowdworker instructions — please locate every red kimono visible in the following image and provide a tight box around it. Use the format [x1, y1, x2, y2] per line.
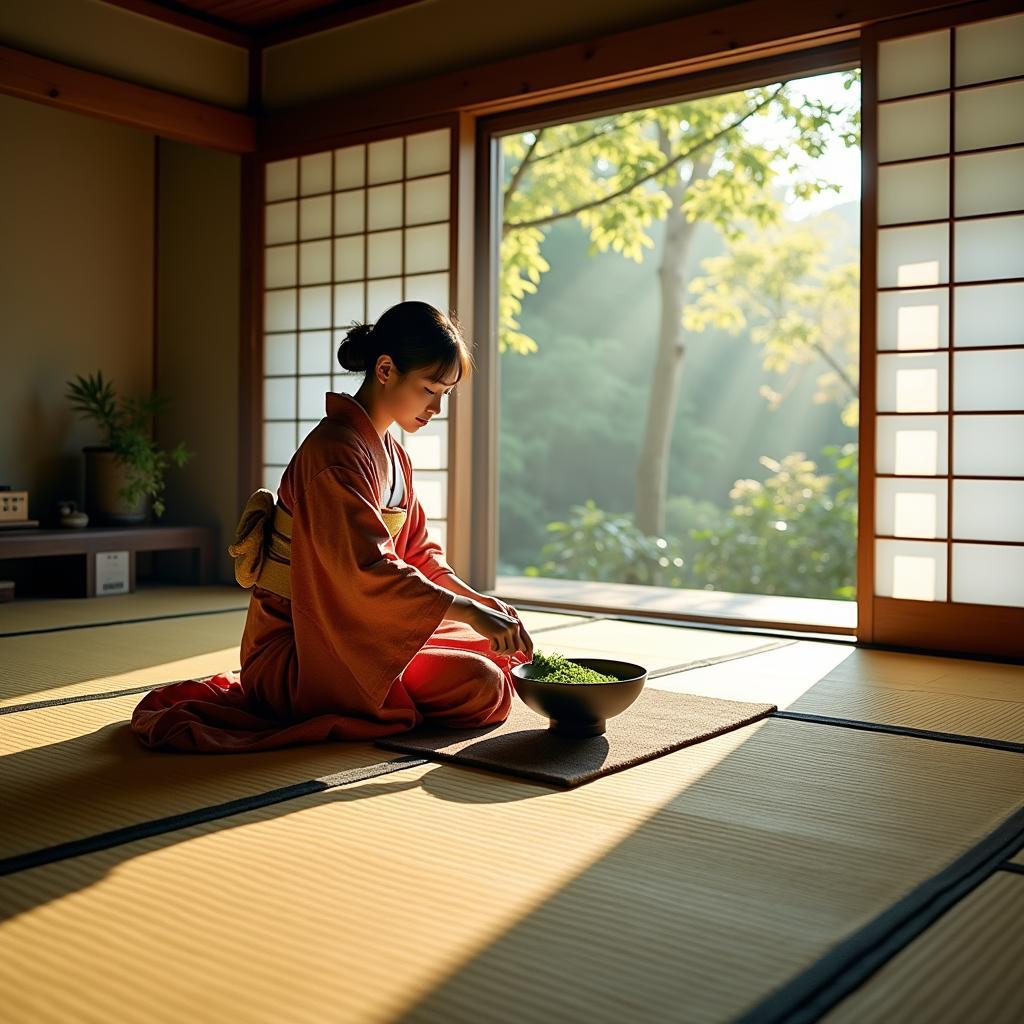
[130, 391, 529, 753]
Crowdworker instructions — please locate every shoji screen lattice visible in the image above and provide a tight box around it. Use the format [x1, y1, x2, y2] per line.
[260, 128, 453, 551]
[864, 6, 1024, 656]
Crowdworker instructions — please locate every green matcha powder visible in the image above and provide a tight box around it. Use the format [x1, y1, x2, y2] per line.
[527, 650, 618, 684]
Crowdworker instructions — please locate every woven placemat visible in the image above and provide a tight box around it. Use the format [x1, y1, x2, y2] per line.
[374, 686, 777, 787]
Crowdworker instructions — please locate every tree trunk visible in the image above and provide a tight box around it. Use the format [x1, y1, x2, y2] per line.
[635, 136, 709, 537]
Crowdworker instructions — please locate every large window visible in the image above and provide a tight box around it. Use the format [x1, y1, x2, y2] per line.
[492, 69, 860, 629]
[260, 128, 453, 548]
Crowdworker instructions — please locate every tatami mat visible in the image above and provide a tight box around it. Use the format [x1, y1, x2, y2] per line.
[5, 607, 789, 860]
[1, 719, 1020, 1023]
[3, 589, 1022, 1022]
[659, 642, 1024, 703]
[788, 685, 1024, 744]
[652, 641, 1024, 745]
[4, 608, 1019, 752]
[0, 612, 248, 707]
[3, 601, 1018, 755]
[510, 609, 598, 631]
[0, 585, 249, 635]
[822, 872, 1024, 1023]
[0, 693, 405, 862]
[532, 617, 791, 667]
[0, 650, 779, 860]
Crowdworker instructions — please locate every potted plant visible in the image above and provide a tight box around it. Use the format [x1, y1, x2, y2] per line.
[66, 371, 193, 525]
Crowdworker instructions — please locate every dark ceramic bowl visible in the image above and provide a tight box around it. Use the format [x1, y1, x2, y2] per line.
[511, 657, 647, 737]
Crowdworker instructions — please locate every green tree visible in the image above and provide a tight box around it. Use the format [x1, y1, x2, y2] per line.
[498, 322, 728, 571]
[500, 73, 858, 535]
[682, 215, 860, 427]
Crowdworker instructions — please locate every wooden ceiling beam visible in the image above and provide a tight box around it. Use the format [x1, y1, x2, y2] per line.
[260, 0, 974, 154]
[0, 44, 256, 153]
[254, 0, 431, 47]
[3, 0, 982, 157]
[94, 0, 430, 47]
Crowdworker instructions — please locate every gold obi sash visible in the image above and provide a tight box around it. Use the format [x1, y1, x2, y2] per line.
[227, 488, 408, 600]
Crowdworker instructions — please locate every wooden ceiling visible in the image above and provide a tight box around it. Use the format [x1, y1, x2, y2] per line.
[102, 0, 429, 46]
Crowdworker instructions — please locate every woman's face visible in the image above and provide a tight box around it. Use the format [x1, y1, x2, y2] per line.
[382, 359, 458, 431]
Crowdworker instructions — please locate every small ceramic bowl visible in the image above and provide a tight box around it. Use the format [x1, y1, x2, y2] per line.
[511, 657, 647, 737]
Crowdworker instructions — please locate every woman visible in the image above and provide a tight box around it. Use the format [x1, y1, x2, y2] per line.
[131, 302, 533, 753]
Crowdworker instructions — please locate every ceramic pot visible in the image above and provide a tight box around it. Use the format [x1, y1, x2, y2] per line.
[55, 499, 89, 528]
[83, 447, 149, 525]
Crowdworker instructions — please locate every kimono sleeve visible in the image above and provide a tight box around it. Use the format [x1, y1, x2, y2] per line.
[289, 464, 457, 707]
[401, 472, 457, 585]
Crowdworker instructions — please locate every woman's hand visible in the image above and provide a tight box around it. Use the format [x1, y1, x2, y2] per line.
[464, 598, 533, 659]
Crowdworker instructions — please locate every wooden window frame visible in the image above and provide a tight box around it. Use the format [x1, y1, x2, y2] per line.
[860, 0, 1024, 659]
[467, 42, 860, 623]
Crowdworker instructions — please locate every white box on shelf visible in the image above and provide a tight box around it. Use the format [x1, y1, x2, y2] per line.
[96, 551, 130, 596]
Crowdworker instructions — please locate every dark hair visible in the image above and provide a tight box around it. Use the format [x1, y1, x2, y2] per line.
[337, 301, 474, 386]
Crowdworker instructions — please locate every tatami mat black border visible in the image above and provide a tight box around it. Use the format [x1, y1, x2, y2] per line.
[0, 679, 243, 716]
[0, 754, 429, 877]
[771, 710, 1024, 754]
[735, 803, 1024, 1023]
[1000, 861, 1024, 877]
[647, 639, 795, 677]
[0, 605, 251, 638]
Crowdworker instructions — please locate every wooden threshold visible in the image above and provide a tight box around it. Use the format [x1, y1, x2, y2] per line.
[873, 597, 1024, 661]
[494, 574, 858, 637]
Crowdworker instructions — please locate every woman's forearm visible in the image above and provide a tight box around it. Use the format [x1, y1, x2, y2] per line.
[436, 571, 483, 602]
[444, 594, 479, 624]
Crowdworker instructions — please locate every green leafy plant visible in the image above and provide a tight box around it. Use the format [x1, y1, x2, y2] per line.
[524, 498, 688, 587]
[523, 444, 857, 601]
[65, 370, 193, 518]
[685, 443, 858, 599]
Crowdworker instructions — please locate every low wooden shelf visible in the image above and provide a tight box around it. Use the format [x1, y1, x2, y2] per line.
[0, 524, 215, 597]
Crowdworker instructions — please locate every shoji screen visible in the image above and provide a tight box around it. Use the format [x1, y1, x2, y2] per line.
[260, 127, 454, 552]
[863, 4, 1024, 657]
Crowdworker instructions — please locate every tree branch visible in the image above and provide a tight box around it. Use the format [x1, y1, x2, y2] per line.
[503, 85, 784, 236]
[504, 128, 545, 203]
[810, 338, 859, 397]
[503, 114, 655, 205]
[530, 112, 652, 166]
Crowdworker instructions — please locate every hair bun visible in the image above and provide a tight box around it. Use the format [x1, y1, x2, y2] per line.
[337, 322, 376, 373]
